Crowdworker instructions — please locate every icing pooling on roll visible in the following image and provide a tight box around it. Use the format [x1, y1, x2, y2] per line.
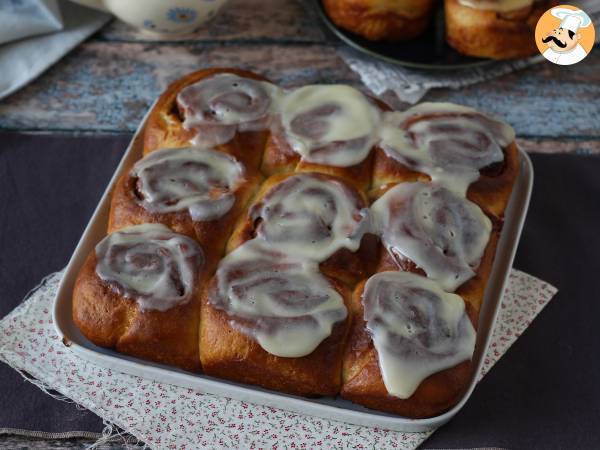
[457, 0, 533, 12]
[131, 147, 244, 221]
[179, 77, 382, 166]
[379, 103, 515, 196]
[176, 75, 516, 176]
[278, 85, 381, 167]
[249, 173, 369, 261]
[95, 224, 203, 312]
[177, 73, 281, 146]
[363, 271, 476, 399]
[210, 241, 347, 357]
[371, 182, 492, 292]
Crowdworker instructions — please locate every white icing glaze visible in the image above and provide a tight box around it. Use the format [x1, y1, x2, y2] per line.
[249, 173, 369, 261]
[131, 147, 244, 221]
[177, 76, 515, 177]
[458, 0, 533, 12]
[371, 182, 492, 292]
[379, 103, 515, 196]
[278, 85, 381, 167]
[95, 224, 203, 312]
[177, 73, 282, 146]
[363, 271, 476, 399]
[210, 241, 347, 357]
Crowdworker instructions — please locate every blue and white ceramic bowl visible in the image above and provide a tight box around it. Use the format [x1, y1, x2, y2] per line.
[69, 0, 229, 36]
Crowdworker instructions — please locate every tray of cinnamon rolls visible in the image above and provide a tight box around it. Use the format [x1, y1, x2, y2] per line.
[53, 67, 533, 431]
[317, 0, 558, 67]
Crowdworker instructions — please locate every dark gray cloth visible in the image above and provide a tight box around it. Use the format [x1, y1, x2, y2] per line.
[0, 132, 129, 434]
[0, 133, 599, 448]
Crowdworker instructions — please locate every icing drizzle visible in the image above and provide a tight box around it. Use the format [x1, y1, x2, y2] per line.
[363, 272, 476, 399]
[131, 147, 244, 221]
[177, 73, 281, 146]
[95, 224, 204, 311]
[249, 173, 369, 261]
[371, 181, 492, 292]
[177, 75, 514, 180]
[210, 241, 347, 357]
[278, 85, 381, 167]
[379, 103, 515, 196]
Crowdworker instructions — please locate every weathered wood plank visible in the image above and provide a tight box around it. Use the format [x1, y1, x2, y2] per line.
[517, 138, 600, 154]
[0, 42, 598, 137]
[97, 0, 325, 43]
[424, 52, 600, 139]
[0, 42, 359, 133]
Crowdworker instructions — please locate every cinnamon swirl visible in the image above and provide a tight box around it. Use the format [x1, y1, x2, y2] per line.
[262, 84, 382, 191]
[73, 224, 206, 371]
[227, 172, 375, 284]
[371, 182, 493, 292]
[144, 68, 276, 170]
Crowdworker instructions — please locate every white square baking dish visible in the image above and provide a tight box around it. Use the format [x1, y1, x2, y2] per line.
[53, 102, 533, 433]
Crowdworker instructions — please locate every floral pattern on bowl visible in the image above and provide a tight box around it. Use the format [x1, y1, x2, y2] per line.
[166, 7, 198, 23]
[70, 0, 229, 37]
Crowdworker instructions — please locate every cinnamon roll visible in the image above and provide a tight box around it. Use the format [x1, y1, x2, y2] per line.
[445, 0, 556, 59]
[144, 68, 277, 170]
[227, 172, 376, 285]
[72, 224, 206, 371]
[263, 84, 382, 191]
[373, 103, 520, 219]
[341, 272, 476, 418]
[322, 0, 436, 41]
[200, 241, 352, 396]
[109, 146, 261, 268]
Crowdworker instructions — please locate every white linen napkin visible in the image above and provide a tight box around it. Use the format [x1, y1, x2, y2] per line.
[0, 0, 63, 45]
[0, 269, 557, 449]
[0, 1, 110, 100]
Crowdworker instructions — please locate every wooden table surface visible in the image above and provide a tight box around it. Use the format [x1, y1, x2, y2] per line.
[0, 0, 598, 448]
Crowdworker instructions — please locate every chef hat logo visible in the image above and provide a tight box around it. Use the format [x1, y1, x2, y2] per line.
[535, 4, 595, 66]
[551, 7, 592, 33]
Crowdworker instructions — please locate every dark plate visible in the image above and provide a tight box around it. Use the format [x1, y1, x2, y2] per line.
[314, 0, 496, 70]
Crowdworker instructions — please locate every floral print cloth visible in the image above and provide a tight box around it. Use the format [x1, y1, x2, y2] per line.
[0, 269, 557, 449]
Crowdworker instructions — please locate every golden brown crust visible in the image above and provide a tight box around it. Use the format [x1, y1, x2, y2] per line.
[341, 278, 472, 418]
[73, 252, 204, 372]
[200, 276, 352, 396]
[323, 0, 435, 41]
[143, 67, 271, 169]
[445, 0, 557, 59]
